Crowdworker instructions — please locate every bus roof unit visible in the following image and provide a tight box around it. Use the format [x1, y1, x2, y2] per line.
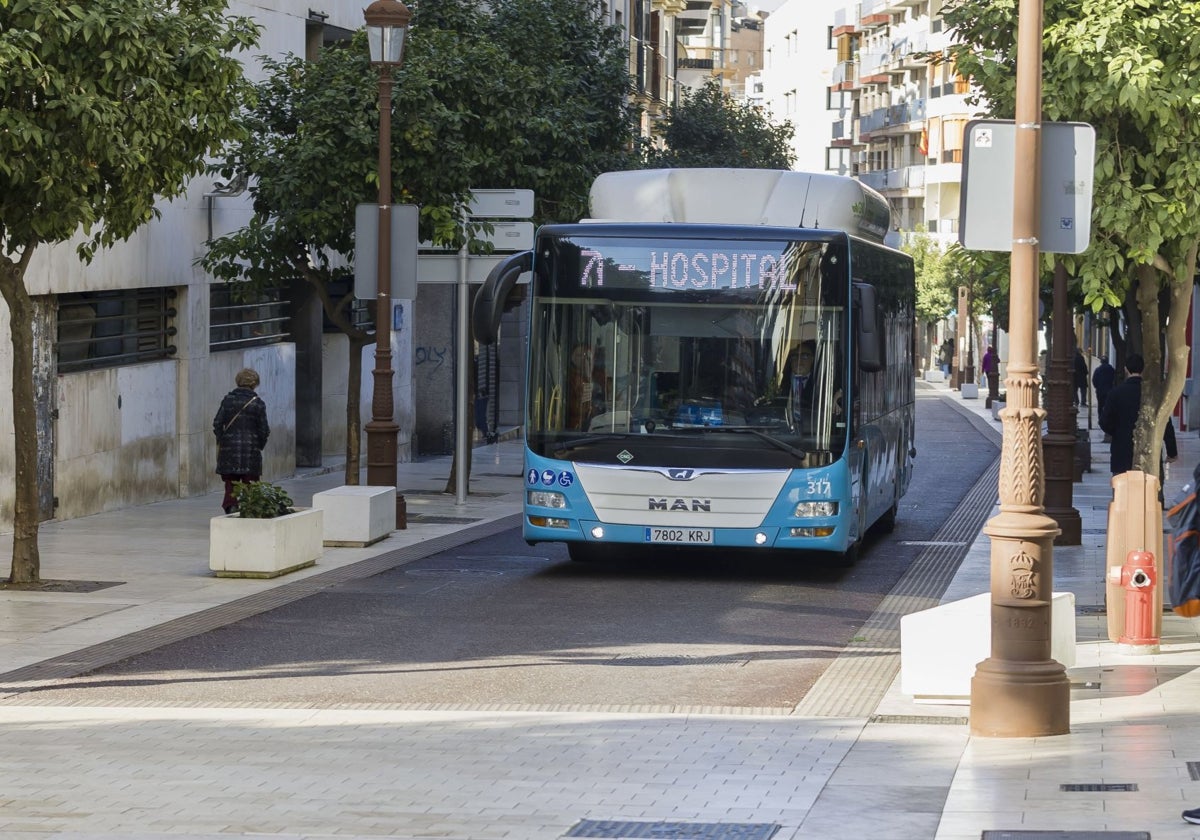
[588, 168, 894, 245]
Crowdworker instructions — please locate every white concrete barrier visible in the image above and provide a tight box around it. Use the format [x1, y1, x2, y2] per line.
[923, 370, 946, 383]
[311, 485, 395, 547]
[900, 591, 1076, 703]
[961, 383, 980, 399]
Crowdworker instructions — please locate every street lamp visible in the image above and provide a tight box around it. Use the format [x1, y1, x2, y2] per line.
[969, 0, 1070, 737]
[363, 0, 411, 491]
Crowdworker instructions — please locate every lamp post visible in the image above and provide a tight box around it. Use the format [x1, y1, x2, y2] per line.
[363, 0, 411, 490]
[969, 0, 1070, 736]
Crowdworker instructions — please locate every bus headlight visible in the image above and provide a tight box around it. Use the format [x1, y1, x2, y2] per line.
[794, 501, 838, 518]
[528, 490, 567, 509]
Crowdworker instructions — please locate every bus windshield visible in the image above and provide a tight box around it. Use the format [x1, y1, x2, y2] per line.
[527, 230, 849, 469]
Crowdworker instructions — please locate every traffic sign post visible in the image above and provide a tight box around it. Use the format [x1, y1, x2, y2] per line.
[450, 189, 534, 504]
[354, 203, 419, 299]
[959, 119, 1095, 254]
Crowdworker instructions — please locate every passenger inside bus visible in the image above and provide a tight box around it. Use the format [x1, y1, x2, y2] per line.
[566, 342, 596, 430]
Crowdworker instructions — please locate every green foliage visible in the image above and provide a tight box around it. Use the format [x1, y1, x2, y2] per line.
[0, 0, 260, 261]
[942, 0, 1200, 315]
[232, 481, 293, 519]
[942, 0, 1200, 469]
[638, 78, 796, 170]
[904, 231, 955, 322]
[0, 0, 259, 583]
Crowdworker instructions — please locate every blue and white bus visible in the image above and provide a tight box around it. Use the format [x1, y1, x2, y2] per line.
[474, 169, 915, 564]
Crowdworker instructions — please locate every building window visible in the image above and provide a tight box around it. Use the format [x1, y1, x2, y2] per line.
[209, 283, 289, 351]
[57, 288, 178, 374]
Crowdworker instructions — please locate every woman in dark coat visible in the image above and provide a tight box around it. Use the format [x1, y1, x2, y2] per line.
[213, 368, 270, 513]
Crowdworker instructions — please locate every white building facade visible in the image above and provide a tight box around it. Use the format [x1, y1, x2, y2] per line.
[0, 1, 410, 529]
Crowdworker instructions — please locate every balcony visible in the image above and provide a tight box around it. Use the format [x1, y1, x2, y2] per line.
[859, 165, 927, 195]
[855, 51, 891, 85]
[859, 0, 891, 26]
[831, 4, 859, 35]
[830, 119, 856, 147]
[831, 60, 856, 91]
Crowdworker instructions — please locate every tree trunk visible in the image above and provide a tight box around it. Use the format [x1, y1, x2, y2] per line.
[0, 254, 42, 583]
[344, 336, 369, 485]
[1138, 247, 1196, 479]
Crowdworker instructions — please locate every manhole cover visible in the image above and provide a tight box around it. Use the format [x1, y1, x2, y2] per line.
[869, 714, 968, 725]
[1060, 783, 1138, 792]
[606, 654, 747, 667]
[565, 820, 780, 839]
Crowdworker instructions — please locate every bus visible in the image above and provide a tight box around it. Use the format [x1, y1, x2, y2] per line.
[473, 169, 916, 564]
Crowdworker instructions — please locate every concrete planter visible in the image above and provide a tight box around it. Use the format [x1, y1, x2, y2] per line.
[209, 507, 323, 578]
[311, 485, 395, 547]
[991, 401, 1006, 421]
[960, 382, 980, 399]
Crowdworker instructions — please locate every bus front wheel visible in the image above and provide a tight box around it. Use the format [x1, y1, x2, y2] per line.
[567, 543, 604, 563]
[836, 540, 861, 567]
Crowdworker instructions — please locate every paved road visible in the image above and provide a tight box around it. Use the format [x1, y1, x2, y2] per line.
[12, 394, 996, 712]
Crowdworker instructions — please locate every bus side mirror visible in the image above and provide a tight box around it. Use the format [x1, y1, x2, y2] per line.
[853, 282, 884, 372]
[472, 250, 533, 346]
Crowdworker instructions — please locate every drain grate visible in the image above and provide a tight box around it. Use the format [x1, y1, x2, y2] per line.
[1076, 605, 1106, 615]
[869, 714, 968, 725]
[1188, 761, 1200, 781]
[982, 833, 1149, 839]
[407, 515, 482, 524]
[565, 820, 779, 839]
[1060, 783, 1138, 792]
[606, 655, 747, 667]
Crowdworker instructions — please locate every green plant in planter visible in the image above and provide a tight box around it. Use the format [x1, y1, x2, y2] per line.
[232, 481, 293, 519]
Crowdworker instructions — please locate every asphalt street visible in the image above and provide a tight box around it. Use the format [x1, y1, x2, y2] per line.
[10, 393, 997, 713]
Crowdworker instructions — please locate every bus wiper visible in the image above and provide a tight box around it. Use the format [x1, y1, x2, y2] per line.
[669, 425, 806, 458]
[550, 433, 644, 454]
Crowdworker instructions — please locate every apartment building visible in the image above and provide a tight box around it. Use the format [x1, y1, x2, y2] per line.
[757, 0, 979, 242]
[826, 0, 979, 243]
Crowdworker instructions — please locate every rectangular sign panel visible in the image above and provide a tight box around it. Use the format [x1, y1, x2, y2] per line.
[468, 188, 534, 219]
[419, 221, 535, 253]
[959, 119, 1095, 254]
[416, 253, 532, 285]
[354, 203, 419, 299]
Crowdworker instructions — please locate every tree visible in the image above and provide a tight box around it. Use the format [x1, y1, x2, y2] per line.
[640, 78, 796, 170]
[0, 0, 259, 584]
[943, 0, 1200, 474]
[202, 0, 637, 488]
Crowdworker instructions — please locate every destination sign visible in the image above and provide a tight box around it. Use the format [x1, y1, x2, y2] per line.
[574, 240, 825, 292]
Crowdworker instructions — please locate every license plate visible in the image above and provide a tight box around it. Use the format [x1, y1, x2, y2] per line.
[644, 527, 713, 544]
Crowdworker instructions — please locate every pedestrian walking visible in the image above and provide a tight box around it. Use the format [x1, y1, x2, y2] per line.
[981, 344, 1000, 401]
[1073, 348, 1089, 407]
[939, 337, 953, 378]
[1098, 354, 1177, 476]
[1092, 355, 1116, 419]
[213, 368, 270, 514]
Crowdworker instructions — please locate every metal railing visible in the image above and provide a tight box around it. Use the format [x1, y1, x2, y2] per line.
[209, 284, 289, 351]
[57, 288, 177, 374]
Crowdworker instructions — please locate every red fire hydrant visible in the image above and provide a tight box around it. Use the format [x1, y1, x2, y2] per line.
[1115, 550, 1159, 648]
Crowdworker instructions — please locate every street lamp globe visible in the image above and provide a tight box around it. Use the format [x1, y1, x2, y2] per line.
[364, 0, 411, 66]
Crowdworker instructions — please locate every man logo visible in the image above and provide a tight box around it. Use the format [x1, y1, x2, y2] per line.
[648, 498, 712, 512]
[667, 468, 695, 481]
